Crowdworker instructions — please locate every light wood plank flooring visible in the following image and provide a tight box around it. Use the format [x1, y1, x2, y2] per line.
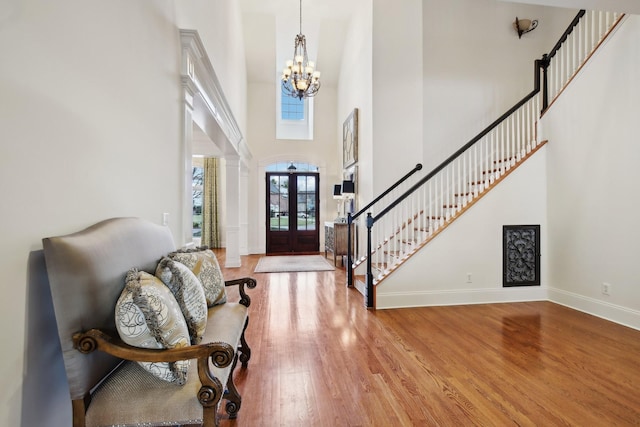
[216, 252, 640, 426]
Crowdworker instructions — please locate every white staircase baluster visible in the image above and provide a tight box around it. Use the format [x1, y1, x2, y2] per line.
[525, 101, 532, 153]
[363, 10, 623, 290]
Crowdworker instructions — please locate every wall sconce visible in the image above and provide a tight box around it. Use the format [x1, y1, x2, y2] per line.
[513, 17, 538, 38]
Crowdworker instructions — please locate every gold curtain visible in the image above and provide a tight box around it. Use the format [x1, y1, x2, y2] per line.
[202, 157, 221, 248]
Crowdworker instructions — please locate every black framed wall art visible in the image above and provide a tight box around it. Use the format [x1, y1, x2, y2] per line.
[503, 225, 540, 287]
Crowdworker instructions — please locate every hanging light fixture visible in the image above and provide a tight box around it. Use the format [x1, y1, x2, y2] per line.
[281, 0, 321, 100]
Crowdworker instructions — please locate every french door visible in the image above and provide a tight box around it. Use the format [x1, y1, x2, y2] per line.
[266, 172, 319, 253]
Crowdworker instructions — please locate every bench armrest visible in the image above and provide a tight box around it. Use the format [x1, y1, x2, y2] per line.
[224, 277, 257, 307]
[73, 328, 233, 410]
[73, 328, 234, 368]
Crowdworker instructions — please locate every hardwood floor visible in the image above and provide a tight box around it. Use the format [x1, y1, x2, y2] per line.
[216, 252, 640, 426]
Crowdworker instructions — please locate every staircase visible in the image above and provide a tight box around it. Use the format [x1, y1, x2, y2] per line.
[347, 10, 625, 308]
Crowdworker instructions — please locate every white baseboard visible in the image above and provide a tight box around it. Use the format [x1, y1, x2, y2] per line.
[376, 286, 548, 309]
[375, 286, 640, 331]
[548, 287, 640, 331]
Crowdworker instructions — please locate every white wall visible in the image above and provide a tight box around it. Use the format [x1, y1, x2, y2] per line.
[245, 81, 339, 254]
[337, 0, 373, 207]
[541, 15, 640, 329]
[377, 10, 640, 329]
[0, 1, 247, 426]
[371, 0, 424, 194]
[342, 0, 573, 251]
[176, 0, 248, 135]
[423, 0, 576, 172]
[367, 0, 574, 309]
[377, 147, 548, 308]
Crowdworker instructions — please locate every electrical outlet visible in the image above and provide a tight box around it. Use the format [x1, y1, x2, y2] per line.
[162, 212, 169, 226]
[602, 282, 611, 296]
[466, 273, 472, 283]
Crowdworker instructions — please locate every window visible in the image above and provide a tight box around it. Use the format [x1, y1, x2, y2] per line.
[265, 162, 318, 172]
[276, 83, 314, 140]
[192, 165, 204, 238]
[281, 92, 305, 121]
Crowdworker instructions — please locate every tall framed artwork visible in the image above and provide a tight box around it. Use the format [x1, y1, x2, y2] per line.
[343, 108, 358, 169]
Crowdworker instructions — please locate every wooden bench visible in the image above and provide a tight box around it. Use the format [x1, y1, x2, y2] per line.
[42, 217, 256, 427]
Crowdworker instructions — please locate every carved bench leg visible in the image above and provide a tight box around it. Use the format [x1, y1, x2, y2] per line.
[223, 353, 242, 419]
[238, 316, 252, 368]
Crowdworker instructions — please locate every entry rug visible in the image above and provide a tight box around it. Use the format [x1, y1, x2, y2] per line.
[254, 255, 335, 273]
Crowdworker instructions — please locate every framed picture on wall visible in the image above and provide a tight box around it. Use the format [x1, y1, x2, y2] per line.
[343, 108, 358, 169]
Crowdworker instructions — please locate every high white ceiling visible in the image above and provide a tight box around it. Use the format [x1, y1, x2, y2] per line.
[239, 0, 639, 88]
[239, 0, 359, 87]
[501, 0, 640, 13]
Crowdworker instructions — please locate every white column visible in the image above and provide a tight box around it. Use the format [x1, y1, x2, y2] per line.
[225, 156, 241, 267]
[239, 162, 249, 255]
[181, 83, 195, 247]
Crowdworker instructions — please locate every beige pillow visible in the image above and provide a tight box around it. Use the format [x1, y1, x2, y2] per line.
[155, 257, 208, 344]
[115, 269, 190, 384]
[168, 247, 227, 307]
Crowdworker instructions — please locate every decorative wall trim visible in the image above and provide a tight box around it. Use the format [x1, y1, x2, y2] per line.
[548, 287, 640, 331]
[376, 287, 640, 331]
[179, 29, 245, 152]
[376, 287, 548, 310]
[179, 29, 251, 264]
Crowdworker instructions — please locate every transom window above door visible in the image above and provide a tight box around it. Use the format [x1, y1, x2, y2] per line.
[266, 162, 318, 172]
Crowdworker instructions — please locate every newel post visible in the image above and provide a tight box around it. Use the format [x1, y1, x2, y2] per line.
[366, 213, 374, 308]
[347, 213, 353, 287]
[540, 53, 550, 111]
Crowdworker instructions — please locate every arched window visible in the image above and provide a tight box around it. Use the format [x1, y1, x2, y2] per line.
[265, 161, 319, 172]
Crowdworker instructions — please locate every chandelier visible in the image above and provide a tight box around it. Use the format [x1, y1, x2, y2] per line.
[281, 0, 321, 100]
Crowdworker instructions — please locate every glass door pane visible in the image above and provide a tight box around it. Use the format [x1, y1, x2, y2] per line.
[269, 175, 289, 231]
[296, 175, 316, 231]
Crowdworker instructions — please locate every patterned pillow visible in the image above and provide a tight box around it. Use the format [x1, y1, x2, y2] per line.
[168, 246, 227, 307]
[155, 257, 208, 344]
[115, 269, 190, 385]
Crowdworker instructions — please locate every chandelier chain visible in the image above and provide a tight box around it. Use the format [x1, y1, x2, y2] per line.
[280, 0, 321, 100]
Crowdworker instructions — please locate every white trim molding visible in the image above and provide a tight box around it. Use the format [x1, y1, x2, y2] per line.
[376, 287, 548, 310]
[179, 29, 252, 264]
[548, 287, 640, 331]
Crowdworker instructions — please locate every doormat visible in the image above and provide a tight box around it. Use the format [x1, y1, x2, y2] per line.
[254, 255, 335, 273]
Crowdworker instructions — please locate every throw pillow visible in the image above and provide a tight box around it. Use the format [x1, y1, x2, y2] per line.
[168, 246, 226, 307]
[155, 257, 208, 344]
[115, 269, 190, 385]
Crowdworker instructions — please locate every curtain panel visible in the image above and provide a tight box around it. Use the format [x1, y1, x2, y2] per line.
[202, 157, 221, 248]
